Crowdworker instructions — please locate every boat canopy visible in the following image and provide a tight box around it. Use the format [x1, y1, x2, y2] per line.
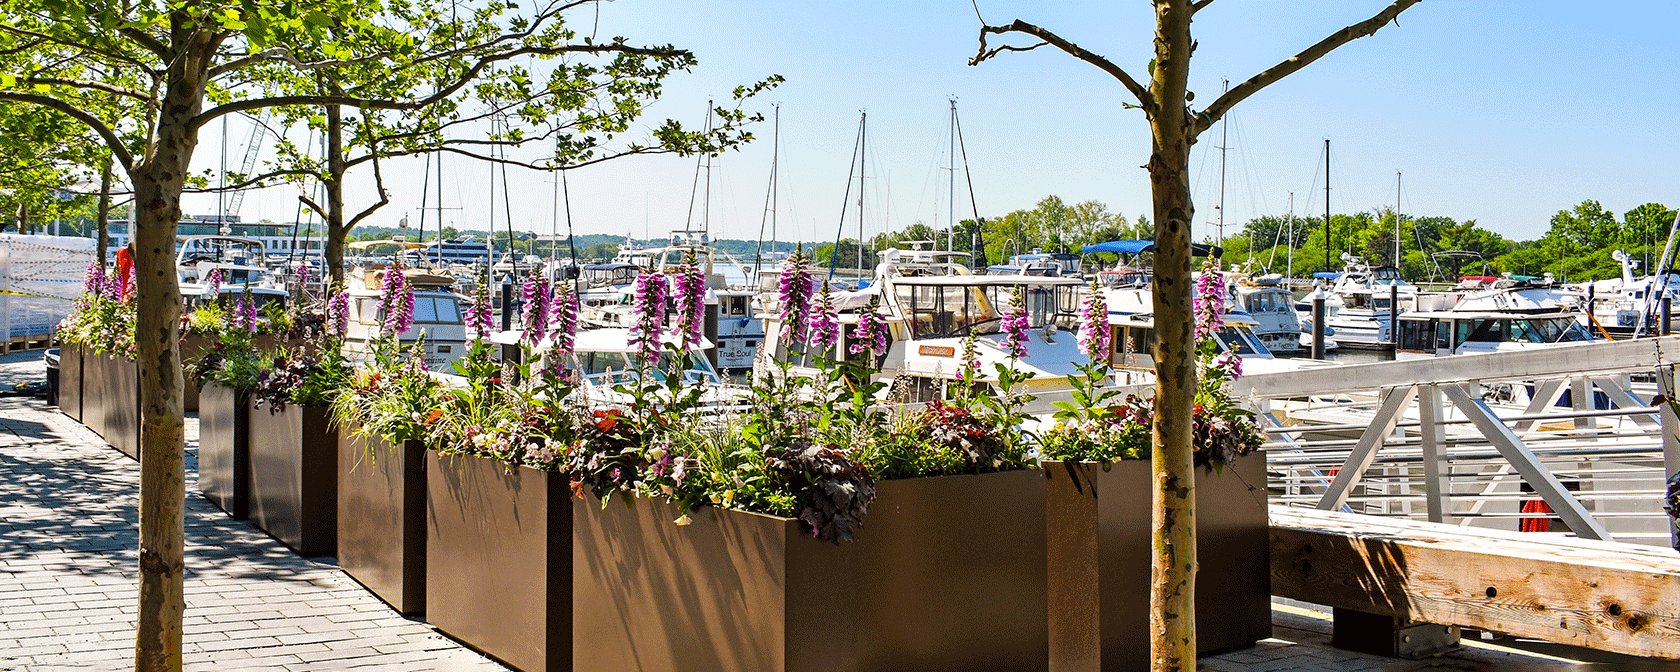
[1081, 239, 1222, 257]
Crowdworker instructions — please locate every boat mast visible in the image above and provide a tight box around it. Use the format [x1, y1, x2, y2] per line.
[1323, 139, 1331, 271]
[1286, 192, 1294, 280]
[1216, 79, 1228, 249]
[827, 112, 865, 281]
[858, 110, 867, 280]
[1394, 171, 1402, 269]
[755, 104, 780, 277]
[948, 97, 956, 253]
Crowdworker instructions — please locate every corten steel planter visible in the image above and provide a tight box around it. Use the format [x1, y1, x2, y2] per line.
[248, 404, 337, 556]
[179, 334, 210, 413]
[427, 452, 570, 672]
[197, 382, 250, 519]
[86, 354, 140, 460]
[1043, 452, 1271, 672]
[572, 469, 1048, 672]
[58, 344, 82, 421]
[339, 426, 426, 615]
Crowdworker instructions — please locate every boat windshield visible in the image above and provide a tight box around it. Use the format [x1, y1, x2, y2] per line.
[1215, 327, 1261, 356]
[896, 283, 1000, 338]
[575, 349, 721, 385]
[1458, 316, 1593, 344]
[179, 238, 263, 265]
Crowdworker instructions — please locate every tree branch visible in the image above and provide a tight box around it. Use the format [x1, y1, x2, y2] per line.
[1191, 0, 1215, 14]
[970, 20, 1153, 111]
[1197, 0, 1421, 133]
[119, 26, 168, 60]
[345, 151, 389, 230]
[208, 47, 396, 80]
[18, 76, 152, 101]
[298, 194, 327, 221]
[0, 91, 134, 172]
[183, 167, 320, 194]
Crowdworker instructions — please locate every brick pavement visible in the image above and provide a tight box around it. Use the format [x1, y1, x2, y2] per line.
[0, 349, 1614, 671]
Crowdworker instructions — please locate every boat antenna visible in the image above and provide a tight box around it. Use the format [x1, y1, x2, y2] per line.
[828, 111, 865, 280]
[955, 102, 986, 267]
[946, 97, 956, 253]
[755, 104, 779, 278]
[563, 169, 579, 266]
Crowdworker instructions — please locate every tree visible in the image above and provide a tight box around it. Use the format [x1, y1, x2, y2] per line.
[971, 2, 1420, 668]
[0, 2, 752, 668]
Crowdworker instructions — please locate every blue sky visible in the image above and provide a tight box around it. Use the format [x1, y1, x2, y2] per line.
[185, 1, 1680, 246]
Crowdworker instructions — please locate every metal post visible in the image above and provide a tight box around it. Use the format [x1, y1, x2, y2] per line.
[1311, 288, 1327, 360]
[1390, 283, 1400, 345]
[500, 274, 514, 332]
[1664, 297, 1673, 335]
[1659, 366, 1680, 550]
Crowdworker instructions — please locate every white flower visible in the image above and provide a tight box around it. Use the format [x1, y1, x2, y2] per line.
[674, 514, 692, 526]
[661, 485, 675, 496]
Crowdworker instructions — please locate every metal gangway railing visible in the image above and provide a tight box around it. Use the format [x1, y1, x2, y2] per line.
[1233, 336, 1680, 546]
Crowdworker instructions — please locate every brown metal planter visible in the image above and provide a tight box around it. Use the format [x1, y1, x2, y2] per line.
[179, 334, 209, 413]
[197, 382, 250, 519]
[59, 344, 82, 422]
[339, 426, 426, 615]
[427, 452, 570, 672]
[86, 354, 140, 460]
[1044, 452, 1272, 672]
[248, 404, 337, 556]
[572, 469, 1048, 672]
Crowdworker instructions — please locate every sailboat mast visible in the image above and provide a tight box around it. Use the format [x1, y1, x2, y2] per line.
[1394, 171, 1402, 269]
[1216, 79, 1228, 249]
[755, 105, 779, 276]
[1286, 192, 1294, 280]
[858, 111, 867, 280]
[1323, 139, 1331, 271]
[948, 98, 956, 253]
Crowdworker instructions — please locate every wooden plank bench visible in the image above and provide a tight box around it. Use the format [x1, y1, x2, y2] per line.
[1270, 505, 1680, 660]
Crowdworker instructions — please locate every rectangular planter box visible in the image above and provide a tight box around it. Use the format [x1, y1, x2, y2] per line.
[248, 404, 338, 556]
[59, 344, 82, 422]
[339, 426, 426, 615]
[86, 354, 140, 460]
[198, 382, 250, 519]
[427, 452, 570, 672]
[573, 469, 1048, 672]
[1044, 452, 1272, 672]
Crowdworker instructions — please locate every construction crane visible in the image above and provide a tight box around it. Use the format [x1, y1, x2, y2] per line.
[223, 110, 270, 221]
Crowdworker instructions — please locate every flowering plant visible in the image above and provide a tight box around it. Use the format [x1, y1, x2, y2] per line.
[254, 346, 351, 412]
[777, 245, 814, 346]
[57, 261, 136, 359]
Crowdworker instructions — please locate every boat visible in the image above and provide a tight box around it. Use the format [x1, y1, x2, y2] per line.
[176, 235, 289, 309]
[410, 234, 492, 266]
[1394, 275, 1596, 359]
[1577, 249, 1680, 335]
[985, 249, 1080, 277]
[1231, 273, 1306, 355]
[1300, 254, 1416, 350]
[1101, 278, 1330, 377]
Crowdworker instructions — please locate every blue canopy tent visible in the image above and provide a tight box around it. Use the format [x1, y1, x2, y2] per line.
[1081, 240, 1223, 257]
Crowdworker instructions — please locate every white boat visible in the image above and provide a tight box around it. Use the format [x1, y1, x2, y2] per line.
[1101, 280, 1330, 377]
[176, 235, 288, 309]
[1231, 273, 1305, 355]
[1395, 277, 1596, 359]
[1578, 249, 1680, 334]
[1301, 255, 1416, 349]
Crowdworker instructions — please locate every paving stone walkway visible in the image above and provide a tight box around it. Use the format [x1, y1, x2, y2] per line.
[0, 349, 1623, 671]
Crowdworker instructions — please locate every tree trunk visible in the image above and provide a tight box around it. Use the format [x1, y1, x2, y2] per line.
[324, 102, 348, 288]
[16, 201, 28, 235]
[1147, 1, 1198, 670]
[98, 158, 112, 264]
[133, 29, 211, 672]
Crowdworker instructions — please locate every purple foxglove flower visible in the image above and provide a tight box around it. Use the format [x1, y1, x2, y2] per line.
[204, 269, 222, 297]
[808, 282, 839, 350]
[849, 296, 888, 357]
[1000, 286, 1030, 359]
[380, 267, 414, 336]
[778, 247, 814, 345]
[1192, 261, 1227, 341]
[957, 331, 979, 384]
[83, 261, 105, 296]
[326, 289, 350, 339]
[231, 293, 258, 335]
[1077, 283, 1110, 359]
[549, 280, 579, 358]
[1213, 350, 1243, 380]
[521, 273, 550, 345]
[673, 260, 706, 349]
[466, 274, 493, 337]
[630, 271, 669, 367]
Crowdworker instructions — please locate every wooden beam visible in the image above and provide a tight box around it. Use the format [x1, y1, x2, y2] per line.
[1235, 336, 1680, 399]
[1271, 506, 1680, 659]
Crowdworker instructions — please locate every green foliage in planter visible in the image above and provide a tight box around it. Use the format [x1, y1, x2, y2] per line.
[331, 334, 442, 448]
[57, 262, 135, 358]
[428, 339, 576, 471]
[254, 346, 351, 412]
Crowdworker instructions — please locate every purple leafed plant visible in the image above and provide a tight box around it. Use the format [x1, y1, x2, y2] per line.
[1193, 260, 1227, 341]
[808, 281, 839, 351]
[521, 273, 550, 345]
[1077, 283, 1110, 359]
[380, 268, 414, 336]
[630, 272, 669, 367]
[778, 247, 814, 345]
[849, 296, 888, 357]
[549, 279, 579, 358]
[326, 289, 350, 340]
[673, 260, 706, 349]
[1000, 286, 1030, 359]
[82, 261, 105, 297]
